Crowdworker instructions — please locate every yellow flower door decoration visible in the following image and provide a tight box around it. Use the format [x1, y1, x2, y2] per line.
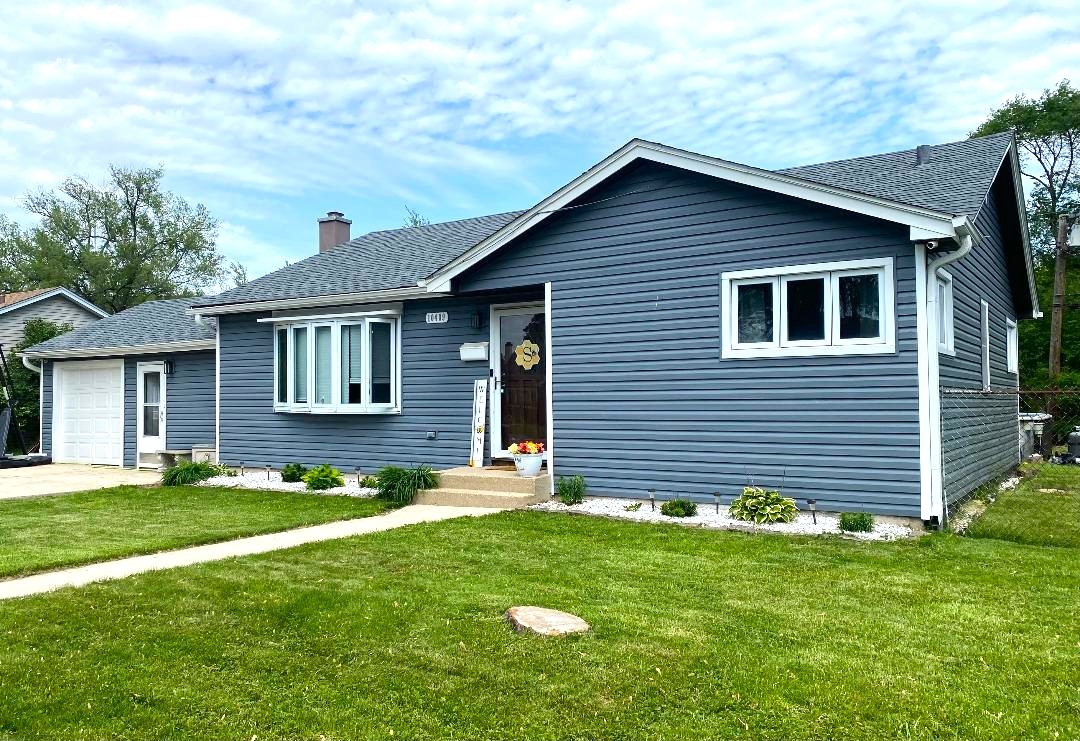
[514, 339, 541, 370]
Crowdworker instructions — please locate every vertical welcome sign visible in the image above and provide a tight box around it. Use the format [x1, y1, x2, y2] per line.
[469, 379, 488, 467]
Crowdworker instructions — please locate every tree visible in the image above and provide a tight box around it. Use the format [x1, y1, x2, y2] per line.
[9, 165, 222, 313]
[228, 261, 249, 287]
[403, 205, 431, 228]
[3, 318, 71, 453]
[972, 81, 1080, 382]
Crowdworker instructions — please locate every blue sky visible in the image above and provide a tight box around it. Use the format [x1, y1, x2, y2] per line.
[2, 1, 1077, 287]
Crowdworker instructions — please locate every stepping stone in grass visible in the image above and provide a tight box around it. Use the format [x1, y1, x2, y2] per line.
[505, 606, 590, 636]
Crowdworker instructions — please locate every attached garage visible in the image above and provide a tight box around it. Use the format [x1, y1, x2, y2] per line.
[51, 360, 124, 465]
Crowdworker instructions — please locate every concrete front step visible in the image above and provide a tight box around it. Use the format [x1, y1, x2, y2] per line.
[436, 466, 551, 497]
[414, 488, 550, 509]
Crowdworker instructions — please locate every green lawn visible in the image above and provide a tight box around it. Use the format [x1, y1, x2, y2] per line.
[0, 485, 388, 578]
[0, 512, 1076, 740]
[967, 464, 1080, 548]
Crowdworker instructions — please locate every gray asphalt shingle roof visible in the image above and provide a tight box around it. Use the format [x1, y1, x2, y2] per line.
[779, 131, 1014, 219]
[193, 211, 524, 309]
[185, 132, 1019, 315]
[23, 298, 215, 356]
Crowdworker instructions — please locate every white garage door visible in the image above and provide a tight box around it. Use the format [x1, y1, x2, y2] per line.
[53, 360, 124, 466]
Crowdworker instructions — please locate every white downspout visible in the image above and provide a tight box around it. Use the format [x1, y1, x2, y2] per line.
[924, 217, 976, 524]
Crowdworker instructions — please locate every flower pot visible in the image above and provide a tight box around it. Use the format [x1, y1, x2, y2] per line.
[513, 452, 545, 478]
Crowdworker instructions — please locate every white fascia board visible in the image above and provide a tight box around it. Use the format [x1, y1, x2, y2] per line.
[421, 138, 959, 291]
[188, 287, 442, 316]
[1005, 144, 1040, 317]
[23, 339, 216, 360]
[0, 287, 110, 319]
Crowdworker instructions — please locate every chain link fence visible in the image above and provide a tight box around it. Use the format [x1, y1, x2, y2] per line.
[940, 388, 1080, 546]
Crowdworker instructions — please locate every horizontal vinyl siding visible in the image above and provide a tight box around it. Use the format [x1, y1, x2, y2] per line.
[218, 293, 529, 470]
[40, 361, 52, 455]
[0, 297, 101, 348]
[457, 160, 923, 516]
[124, 352, 217, 465]
[939, 182, 1020, 503]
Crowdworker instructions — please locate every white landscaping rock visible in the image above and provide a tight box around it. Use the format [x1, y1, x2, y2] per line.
[530, 497, 915, 541]
[506, 606, 590, 636]
[201, 471, 377, 497]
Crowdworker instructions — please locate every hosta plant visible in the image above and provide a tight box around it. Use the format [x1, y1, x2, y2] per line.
[302, 464, 345, 491]
[729, 486, 798, 524]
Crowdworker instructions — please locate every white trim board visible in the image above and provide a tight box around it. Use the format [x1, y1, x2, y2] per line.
[421, 139, 962, 293]
[0, 287, 109, 319]
[190, 288, 443, 317]
[24, 339, 215, 360]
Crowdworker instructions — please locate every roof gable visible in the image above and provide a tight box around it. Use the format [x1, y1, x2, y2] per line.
[0, 287, 109, 319]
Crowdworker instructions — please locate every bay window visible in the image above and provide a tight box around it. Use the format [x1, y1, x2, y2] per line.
[722, 258, 895, 358]
[271, 311, 400, 413]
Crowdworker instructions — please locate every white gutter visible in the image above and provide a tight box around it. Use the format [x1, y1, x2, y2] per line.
[923, 216, 977, 523]
[22, 338, 216, 360]
[187, 286, 445, 317]
[21, 355, 41, 374]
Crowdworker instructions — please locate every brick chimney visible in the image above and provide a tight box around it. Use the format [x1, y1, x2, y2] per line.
[318, 211, 352, 252]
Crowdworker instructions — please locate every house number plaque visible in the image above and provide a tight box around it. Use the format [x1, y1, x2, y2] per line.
[425, 312, 449, 324]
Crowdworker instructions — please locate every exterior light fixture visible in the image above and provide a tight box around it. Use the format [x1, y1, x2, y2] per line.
[806, 499, 817, 524]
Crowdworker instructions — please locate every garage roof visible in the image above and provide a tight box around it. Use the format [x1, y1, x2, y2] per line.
[21, 298, 216, 359]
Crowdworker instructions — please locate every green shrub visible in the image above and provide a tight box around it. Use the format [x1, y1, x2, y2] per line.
[660, 498, 698, 517]
[281, 463, 308, 483]
[302, 464, 345, 491]
[374, 464, 439, 504]
[729, 487, 798, 524]
[556, 475, 587, 505]
[624, 502, 642, 512]
[360, 475, 379, 488]
[839, 512, 874, 533]
[161, 461, 229, 487]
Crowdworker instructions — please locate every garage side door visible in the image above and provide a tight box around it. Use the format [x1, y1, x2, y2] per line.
[53, 361, 124, 466]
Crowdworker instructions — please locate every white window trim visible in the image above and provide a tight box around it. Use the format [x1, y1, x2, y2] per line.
[1006, 317, 1018, 375]
[935, 270, 955, 355]
[980, 299, 991, 390]
[272, 311, 402, 415]
[721, 257, 895, 359]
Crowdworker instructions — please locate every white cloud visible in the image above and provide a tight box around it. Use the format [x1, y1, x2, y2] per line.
[0, 0, 1075, 272]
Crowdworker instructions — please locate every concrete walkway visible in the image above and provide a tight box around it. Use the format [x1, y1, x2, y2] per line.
[0, 504, 501, 601]
[0, 464, 161, 500]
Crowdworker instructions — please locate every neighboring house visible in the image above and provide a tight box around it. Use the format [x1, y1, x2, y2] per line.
[0, 287, 108, 349]
[23, 132, 1036, 524]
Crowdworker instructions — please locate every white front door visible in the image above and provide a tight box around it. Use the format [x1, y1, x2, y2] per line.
[136, 362, 166, 461]
[490, 304, 547, 458]
[53, 360, 124, 465]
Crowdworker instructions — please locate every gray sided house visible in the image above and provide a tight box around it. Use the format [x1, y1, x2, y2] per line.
[0, 287, 108, 349]
[24, 132, 1036, 523]
[22, 299, 216, 467]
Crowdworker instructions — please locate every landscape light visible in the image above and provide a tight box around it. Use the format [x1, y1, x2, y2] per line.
[806, 499, 817, 524]
[649, 489, 656, 511]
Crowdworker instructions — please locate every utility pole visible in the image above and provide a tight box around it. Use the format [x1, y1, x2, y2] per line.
[1049, 214, 1075, 381]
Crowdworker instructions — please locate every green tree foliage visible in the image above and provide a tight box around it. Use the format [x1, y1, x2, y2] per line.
[6, 166, 222, 313]
[4, 318, 71, 452]
[972, 81, 1080, 385]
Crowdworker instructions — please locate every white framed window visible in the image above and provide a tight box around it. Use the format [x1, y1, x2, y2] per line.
[935, 270, 954, 355]
[1006, 317, 1018, 375]
[721, 257, 895, 359]
[271, 310, 401, 414]
[980, 299, 991, 390]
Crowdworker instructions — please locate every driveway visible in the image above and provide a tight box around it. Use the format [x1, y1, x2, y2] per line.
[0, 464, 160, 500]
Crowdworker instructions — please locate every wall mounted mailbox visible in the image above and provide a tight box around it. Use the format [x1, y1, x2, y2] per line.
[459, 342, 489, 362]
